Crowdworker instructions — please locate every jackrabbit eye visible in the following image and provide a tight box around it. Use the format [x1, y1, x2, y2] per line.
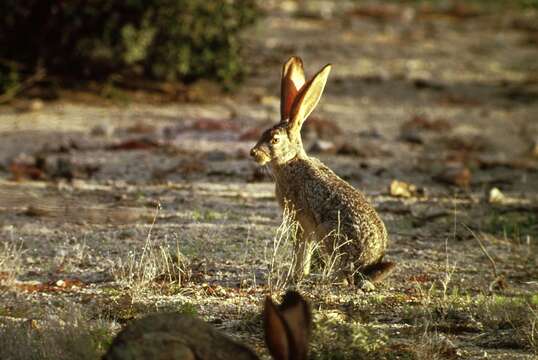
[271, 137, 279, 145]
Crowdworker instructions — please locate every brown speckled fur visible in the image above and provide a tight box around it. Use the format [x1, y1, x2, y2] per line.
[251, 57, 393, 283]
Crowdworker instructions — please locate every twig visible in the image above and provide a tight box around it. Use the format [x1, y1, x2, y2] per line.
[465, 224, 498, 278]
[465, 224, 508, 291]
[0, 66, 46, 104]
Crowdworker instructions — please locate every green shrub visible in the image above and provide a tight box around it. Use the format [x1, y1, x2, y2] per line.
[0, 0, 259, 90]
[0, 62, 21, 98]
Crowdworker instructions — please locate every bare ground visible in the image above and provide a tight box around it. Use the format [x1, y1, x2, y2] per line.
[1, 1, 538, 359]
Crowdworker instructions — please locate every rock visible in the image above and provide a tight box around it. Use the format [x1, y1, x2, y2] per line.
[309, 140, 336, 154]
[399, 129, 424, 144]
[488, 187, 505, 204]
[336, 143, 361, 156]
[389, 180, 417, 198]
[91, 123, 114, 137]
[206, 151, 228, 162]
[29, 99, 44, 112]
[103, 313, 258, 360]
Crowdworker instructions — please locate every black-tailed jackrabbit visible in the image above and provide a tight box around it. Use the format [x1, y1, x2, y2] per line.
[250, 57, 395, 284]
[103, 291, 311, 360]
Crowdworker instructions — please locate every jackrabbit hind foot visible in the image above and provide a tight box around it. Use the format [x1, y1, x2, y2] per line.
[339, 261, 396, 290]
[362, 261, 396, 284]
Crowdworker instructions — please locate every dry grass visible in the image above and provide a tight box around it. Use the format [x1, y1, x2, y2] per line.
[264, 205, 300, 292]
[310, 310, 389, 359]
[0, 303, 116, 360]
[0, 236, 25, 287]
[115, 205, 191, 301]
[264, 206, 353, 292]
[412, 326, 460, 360]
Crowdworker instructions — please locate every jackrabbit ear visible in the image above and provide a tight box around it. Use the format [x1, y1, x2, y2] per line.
[277, 291, 312, 360]
[264, 297, 290, 360]
[281, 56, 306, 122]
[288, 63, 331, 136]
[264, 291, 312, 360]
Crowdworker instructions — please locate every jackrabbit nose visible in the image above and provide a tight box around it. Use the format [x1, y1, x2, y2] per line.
[250, 148, 257, 157]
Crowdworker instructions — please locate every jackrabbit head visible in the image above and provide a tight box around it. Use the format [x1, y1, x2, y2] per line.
[250, 57, 331, 166]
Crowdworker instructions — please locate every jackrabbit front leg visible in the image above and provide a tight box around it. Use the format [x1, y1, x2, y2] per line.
[293, 227, 314, 281]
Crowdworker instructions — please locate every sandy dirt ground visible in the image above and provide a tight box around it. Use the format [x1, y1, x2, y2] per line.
[1, 1, 537, 359]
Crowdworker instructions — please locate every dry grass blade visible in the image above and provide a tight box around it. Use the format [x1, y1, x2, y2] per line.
[115, 203, 191, 300]
[265, 205, 299, 292]
[464, 224, 507, 291]
[0, 237, 25, 287]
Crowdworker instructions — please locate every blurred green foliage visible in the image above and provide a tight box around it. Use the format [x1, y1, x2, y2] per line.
[0, 62, 21, 99]
[0, 0, 259, 94]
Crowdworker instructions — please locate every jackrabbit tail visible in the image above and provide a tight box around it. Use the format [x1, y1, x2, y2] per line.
[250, 56, 395, 284]
[103, 291, 311, 360]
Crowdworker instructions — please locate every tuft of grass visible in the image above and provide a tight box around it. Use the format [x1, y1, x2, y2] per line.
[310, 310, 389, 360]
[484, 210, 538, 244]
[0, 238, 25, 287]
[405, 283, 538, 354]
[192, 209, 224, 222]
[313, 225, 354, 286]
[412, 326, 461, 360]
[264, 205, 300, 292]
[265, 207, 358, 291]
[115, 205, 191, 301]
[116, 241, 191, 300]
[0, 303, 115, 360]
[474, 295, 538, 353]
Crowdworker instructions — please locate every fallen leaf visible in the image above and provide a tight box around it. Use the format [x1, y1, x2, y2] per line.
[16, 278, 86, 293]
[389, 180, 417, 198]
[54, 278, 85, 288]
[9, 162, 45, 181]
[401, 115, 452, 132]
